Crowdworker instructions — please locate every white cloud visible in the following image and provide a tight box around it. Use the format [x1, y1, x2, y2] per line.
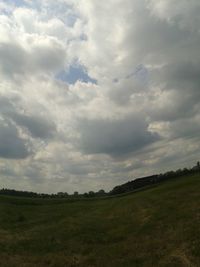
[148, 0, 200, 32]
[0, 0, 199, 193]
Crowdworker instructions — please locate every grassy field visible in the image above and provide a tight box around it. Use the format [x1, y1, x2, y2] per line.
[0, 174, 200, 267]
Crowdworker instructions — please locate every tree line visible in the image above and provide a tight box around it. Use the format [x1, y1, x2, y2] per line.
[0, 162, 200, 198]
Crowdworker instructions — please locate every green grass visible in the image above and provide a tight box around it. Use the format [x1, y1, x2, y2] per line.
[0, 174, 200, 266]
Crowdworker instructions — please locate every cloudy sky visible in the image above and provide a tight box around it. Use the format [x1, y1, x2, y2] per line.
[0, 0, 200, 194]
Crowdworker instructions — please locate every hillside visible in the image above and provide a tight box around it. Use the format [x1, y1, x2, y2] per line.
[0, 173, 200, 267]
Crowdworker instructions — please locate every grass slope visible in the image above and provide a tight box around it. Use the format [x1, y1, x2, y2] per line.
[0, 174, 200, 267]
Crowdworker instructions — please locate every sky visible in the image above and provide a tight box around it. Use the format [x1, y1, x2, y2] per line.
[0, 0, 200, 194]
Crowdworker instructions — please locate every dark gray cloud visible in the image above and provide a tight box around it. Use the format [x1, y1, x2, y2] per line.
[0, 96, 56, 139]
[0, 43, 27, 78]
[169, 117, 200, 140]
[77, 115, 160, 157]
[32, 43, 66, 73]
[0, 120, 30, 159]
[13, 114, 57, 139]
[153, 61, 200, 92]
[149, 90, 198, 122]
[0, 96, 18, 114]
[0, 40, 66, 79]
[149, 61, 200, 122]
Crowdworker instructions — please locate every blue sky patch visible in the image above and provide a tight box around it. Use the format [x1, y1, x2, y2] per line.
[7, 0, 27, 7]
[56, 64, 97, 85]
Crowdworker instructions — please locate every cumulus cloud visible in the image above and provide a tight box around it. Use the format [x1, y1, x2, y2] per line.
[76, 114, 160, 157]
[12, 114, 57, 139]
[0, 0, 199, 193]
[0, 119, 30, 159]
[148, 0, 200, 32]
[0, 40, 66, 79]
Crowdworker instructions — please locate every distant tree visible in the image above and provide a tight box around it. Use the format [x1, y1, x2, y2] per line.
[97, 189, 106, 196]
[88, 191, 95, 197]
[73, 191, 79, 196]
[57, 192, 68, 198]
[183, 168, 189, 174]
[110, 185, 126, 195]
